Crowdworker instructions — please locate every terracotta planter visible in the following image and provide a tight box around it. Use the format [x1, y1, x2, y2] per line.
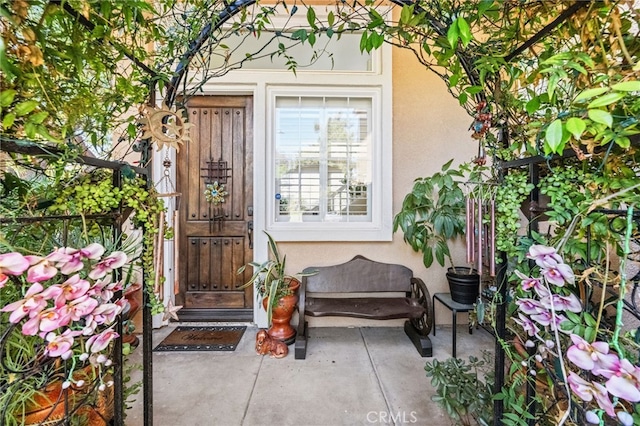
[124, 283, 142, 321]
[16, 366, 113, 426]
[123, 283, 142, 348]
[262, 279, 300, 345]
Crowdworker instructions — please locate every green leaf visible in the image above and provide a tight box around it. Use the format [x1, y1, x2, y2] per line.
[28, 111, 49, 124]
[359, 32, 368, 53]
[457, 17, 472, 46]
[525, 97, 540, 115]
[291, 29, 307, 42]
[422, 249, 434, 268]
[0, 89, 16, 107]
[588, 109, 613, 128]
[327, 11, 334, 27]
[574, 87, 609, 102]
[306, 7, 316, 29]
[14, 100, 38, 116]
[611, 81, 640, 92]
[447, 22, 459, 48]
[587, 92, 625, 108]
[565, 117, 586, 140]
[545, 119, 563, 153]
[326, 28, 334, 38]
[2, 112, 15, 128]
[36, 125, 62, 143]
[24, 121, 36, 138]
[615, 136, 631, 149]
[400, 5, 412, 25]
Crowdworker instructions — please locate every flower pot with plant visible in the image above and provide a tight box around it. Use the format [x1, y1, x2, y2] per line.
[0, 243, 131, 425]
[393, 160, 480, 304]
[237, 232, 306, 345]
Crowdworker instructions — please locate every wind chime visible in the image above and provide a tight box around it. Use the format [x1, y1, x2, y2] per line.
[465, 187, 497, 278]
[156, 149, 183, 319]
[201, 157, 231, 233]
[465, 185, 496, 325]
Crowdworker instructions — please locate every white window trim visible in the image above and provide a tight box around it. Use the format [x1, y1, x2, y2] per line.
[265, 85, 392, 242]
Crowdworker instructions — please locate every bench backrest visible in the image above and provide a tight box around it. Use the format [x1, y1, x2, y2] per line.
[302, 255, 413, 293]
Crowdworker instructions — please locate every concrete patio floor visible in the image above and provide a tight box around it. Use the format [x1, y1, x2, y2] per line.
[124, 324, 494, 426]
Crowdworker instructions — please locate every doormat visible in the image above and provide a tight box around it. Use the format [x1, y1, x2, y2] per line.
[153, 325, 247, 352]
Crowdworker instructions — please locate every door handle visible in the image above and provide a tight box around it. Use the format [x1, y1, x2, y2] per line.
[248, 220, 253, 249]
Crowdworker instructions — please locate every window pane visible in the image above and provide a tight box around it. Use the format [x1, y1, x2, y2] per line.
[274, 96, 372, 223]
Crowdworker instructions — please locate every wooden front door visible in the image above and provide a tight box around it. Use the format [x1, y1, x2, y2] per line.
[176, 96, 254, 321]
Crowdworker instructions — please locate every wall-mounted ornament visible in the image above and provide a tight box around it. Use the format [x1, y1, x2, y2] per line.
[139, 103, 193, 152]
[204, 181, 228, 205]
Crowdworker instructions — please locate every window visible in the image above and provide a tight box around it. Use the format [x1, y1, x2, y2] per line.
[267, 87, 392, 241]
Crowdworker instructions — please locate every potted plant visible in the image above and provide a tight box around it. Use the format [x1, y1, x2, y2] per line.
[0, 243, 130, 425]
[237, 232, 303, 345]
[393, 159, 480, 304]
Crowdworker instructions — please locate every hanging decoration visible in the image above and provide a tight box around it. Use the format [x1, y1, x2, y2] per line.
[139, 103, 193, 152]
[155, 149, 182, 296]
[204, 181, 228, 205]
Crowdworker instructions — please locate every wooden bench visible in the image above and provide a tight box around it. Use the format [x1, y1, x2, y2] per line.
[294, 255, 433, 359]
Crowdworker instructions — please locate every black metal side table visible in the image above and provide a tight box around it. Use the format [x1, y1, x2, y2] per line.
[432, 292, 475, 358]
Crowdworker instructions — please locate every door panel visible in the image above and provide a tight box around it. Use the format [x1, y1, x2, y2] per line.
[177, 96, 253, 317]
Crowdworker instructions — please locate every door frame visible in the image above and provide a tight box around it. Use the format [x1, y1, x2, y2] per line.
[154, 88, 268, 325]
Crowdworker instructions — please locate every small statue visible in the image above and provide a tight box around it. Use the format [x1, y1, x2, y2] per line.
[255, 329, 288, 358]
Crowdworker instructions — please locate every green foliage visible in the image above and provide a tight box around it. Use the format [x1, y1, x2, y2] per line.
[393, 160, 467, 269]
[425, 352, 494, 426]
[237, 232, 313, 325]
[494, 170, 534, 262]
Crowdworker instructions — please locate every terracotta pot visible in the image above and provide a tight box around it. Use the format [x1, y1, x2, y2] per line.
[16, 366, 113, 426]
[124, 283, 142, 321]
[123, 283, 142, 349]
[262, 279, 300, 345]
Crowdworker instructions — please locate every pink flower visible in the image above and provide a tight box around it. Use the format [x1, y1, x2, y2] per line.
[545, 293, 582, 313]
[24, 255, 58, 283]
[527, 245, 563, 268]
[567, 335, 618, 373]
[516, 298, 545, 315]
[85, 327, 119, 353]
[78, 243, 105, 260]
[541, 262, 575, 286]
[567, 372, 615, 416]
[88, 251, 127, 280]
[44, 330, 80, 359]
[604, 359, 640, 402]
[89, 303, 122, 325]
[1, 283, 47, 323]
[0, 252, 30, 287]
[47, 244, 106, 276]
[514, 270, 544, 292]
[47, 247, 84, 274]
[55, 274, 90, 306]
[514, 313, 540, 337]
[530, 309, 554, 327]
[67, 295, 99, 321]
[35, 307, 72, 333]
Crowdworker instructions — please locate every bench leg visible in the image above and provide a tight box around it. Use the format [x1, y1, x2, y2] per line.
[404, 321, 433, 357]
[294, 321, 308, 359]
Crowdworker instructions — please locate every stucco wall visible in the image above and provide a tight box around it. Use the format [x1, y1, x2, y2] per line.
[279, 45, 477, 326]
